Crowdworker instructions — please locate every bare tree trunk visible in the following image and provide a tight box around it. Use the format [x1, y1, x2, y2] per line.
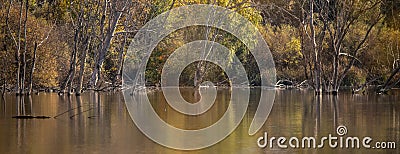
[60, 6, 86, 95]
[66, 27, 80, 94]
[20, 0, 28, 95]
[27, 42, 37, 95]
[76, 0, 98, 95]
[194, 2, 220, 89]
[89, 0, 108, 88]
[331, 44, 342, 93]
[300, 25, 309, 80]
[2, 80, 5, 97]
[67, 33, 79, 95]
[310, 0, 321, 94]
[60, 22, 81, 94]
[2, 1, 8, 97]
[89, 9, 123, 88]
[299, 0, 309, 82]
[76, 36, 90, 95]
[114, 31, 127, 88]
[15, 0, 23, 95]
[194, 62, 204, 89]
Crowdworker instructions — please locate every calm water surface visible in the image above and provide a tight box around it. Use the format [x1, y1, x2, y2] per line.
[0, 88, 399, 153]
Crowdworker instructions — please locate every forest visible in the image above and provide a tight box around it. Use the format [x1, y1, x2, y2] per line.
[0, 0, 399, 95]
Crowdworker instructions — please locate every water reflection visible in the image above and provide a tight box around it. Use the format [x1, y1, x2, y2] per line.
[0, 89, 399, 153]
[1, 96, 5, 117]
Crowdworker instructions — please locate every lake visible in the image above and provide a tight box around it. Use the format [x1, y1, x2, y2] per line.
[0, 88, 399, 153]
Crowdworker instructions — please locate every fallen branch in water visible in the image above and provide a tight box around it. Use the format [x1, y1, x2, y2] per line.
[53, 105, 85, 119]
[12, 115, 51, 119]
[88, 115, 98, 119]
[69, 106, 104, 119]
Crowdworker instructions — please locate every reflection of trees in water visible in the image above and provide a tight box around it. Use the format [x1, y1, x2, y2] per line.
[1, 91, 399, 153]
[332, 95, 339, 131]
[13, 95, 34, 116]
[16, 96, 28, 152]
[314, 95, 321, 138]
[1, 96, 5, 117]
[307, 95, 341, 138]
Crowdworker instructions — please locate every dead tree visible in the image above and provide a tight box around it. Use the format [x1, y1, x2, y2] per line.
[60, 8, 84, 95]
[89, 0, 127, 89]
[378, 65, 400, 94]
[27, 42, 37, 95]
[324, 0, 382, 94]
[14, 0, 23, 94]
[20, 0, 28, 95]
[309, 0, 322, 94]
[76, 36, 90, 95]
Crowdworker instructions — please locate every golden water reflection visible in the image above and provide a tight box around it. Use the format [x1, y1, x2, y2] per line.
[0, 89, 399, 153]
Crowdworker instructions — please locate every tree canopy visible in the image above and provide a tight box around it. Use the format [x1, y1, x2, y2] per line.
[0, 0, 399, 94]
